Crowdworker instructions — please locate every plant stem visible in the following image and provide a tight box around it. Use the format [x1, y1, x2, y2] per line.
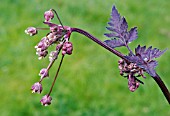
[36, 27, 49, 30]
[152, 73, 170, 104]
[71, 27, 170, 104]
[71, 28, 129, 62]
[48, 55, 65, 96]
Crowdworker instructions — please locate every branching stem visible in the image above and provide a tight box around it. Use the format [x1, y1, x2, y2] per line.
[51, 9, 65, 30]
[71, 27, 170, 104]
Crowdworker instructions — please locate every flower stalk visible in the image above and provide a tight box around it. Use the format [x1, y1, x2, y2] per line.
[71, 28, 129, 62]
[71, 27, 170, 104]
[48, 55, 65, 96]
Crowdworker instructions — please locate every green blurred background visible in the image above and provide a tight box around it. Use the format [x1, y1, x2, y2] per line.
[0, 0, 170, 115]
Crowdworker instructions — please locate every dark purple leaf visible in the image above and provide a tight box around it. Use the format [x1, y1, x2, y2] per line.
[135, 45, 146, 56]
[127, 45, 166, 76]
[128, 27, 138, 43]
[104, 33, 119, 38]
[104, 39, 124, 48]
[140, 60, 158, 76]
[120, 17, 128, 32]
[104, 6, 138, 48]
[110, 6, 121, 26]
[135, 45, 166, 61]
[151, 48, 167, 59]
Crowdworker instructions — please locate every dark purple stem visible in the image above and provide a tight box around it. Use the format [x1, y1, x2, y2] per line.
[71, 27, 170, 104]
[48, 55, 64, 96]
[71, 28, 128, 62]
[152, 73, 170, 104]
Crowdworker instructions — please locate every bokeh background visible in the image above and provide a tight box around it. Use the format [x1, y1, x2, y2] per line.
[0, 0, 170, 115]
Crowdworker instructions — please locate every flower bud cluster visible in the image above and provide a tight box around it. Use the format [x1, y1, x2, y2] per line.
[26, 9, 73, 106]
[62, 42, 73, 55]
[118, 59, 145, 92]
[35, 31, 63, 60]
[128, 74, 140, 92]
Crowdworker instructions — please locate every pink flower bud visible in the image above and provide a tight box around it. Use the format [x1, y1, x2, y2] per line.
[62, 42, 73, 55]
[39, 68, 49, 79]
[40, 95, 52, 106]
[25, 27, 37, 36]
[44, 9, 54, 22]
[31, 82, 43, 94]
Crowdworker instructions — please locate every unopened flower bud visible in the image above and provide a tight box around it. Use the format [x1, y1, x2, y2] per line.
[62, 42, 73, 55]
[31, 82, 43, 94]
[44, 9, 54, 22]
[25, 27, 37, 36]
[49, 51, 58, 62]
[40, 95, 52, 106]
[39, 68, 49, 79]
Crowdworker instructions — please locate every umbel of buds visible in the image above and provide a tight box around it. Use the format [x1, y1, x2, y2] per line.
[25, 9, 73, 106]
[25, 6, 170, 106]
[118, 59, 145, 92]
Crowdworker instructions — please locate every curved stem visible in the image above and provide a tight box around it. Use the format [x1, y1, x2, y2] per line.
[51, 9, 65, 30]
[71, 28, 129, 62]
[48, 55, 65, 96]
[71, 27, 170, 104]
[152, 73, 170, 104]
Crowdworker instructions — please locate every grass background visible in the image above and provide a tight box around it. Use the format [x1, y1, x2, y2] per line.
[0, 0, 170, 115]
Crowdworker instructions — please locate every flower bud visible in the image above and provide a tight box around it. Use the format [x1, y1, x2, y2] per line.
[40, 95, 52, 106]
[39, 68, 49, 79]
[31, 82, 43, 94]
[44, 9, 54, 22]
[49, 51, 58, 62]
[62, 42, 73, 55]
[128, 75, 140, 92]
[25, 27, 37, 36]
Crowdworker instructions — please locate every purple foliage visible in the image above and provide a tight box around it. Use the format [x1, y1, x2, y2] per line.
[104, 6, 138, 48]
[125, 45, 166, 76]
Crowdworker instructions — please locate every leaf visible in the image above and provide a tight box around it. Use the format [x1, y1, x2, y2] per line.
[104, 33, 119, 38]
[128, 27, 138, 43]
[104, 38, 124, 48]
[126, 45, 167, 76]
[139, 60, 158, 76]
[104, 6, 138, 49]
[109, 6, 121, 27]
[120, 17, 128, 33]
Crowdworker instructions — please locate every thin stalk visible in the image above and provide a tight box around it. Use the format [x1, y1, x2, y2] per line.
[152, 73, 170, 104]
[126, 45, 134, 55]
[71, 27, 129, 62]
[51, 9, 65, 30]
[39, 60, 55, 83]
[48, 55, 64, 96]
[36, 27, 49, 30]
